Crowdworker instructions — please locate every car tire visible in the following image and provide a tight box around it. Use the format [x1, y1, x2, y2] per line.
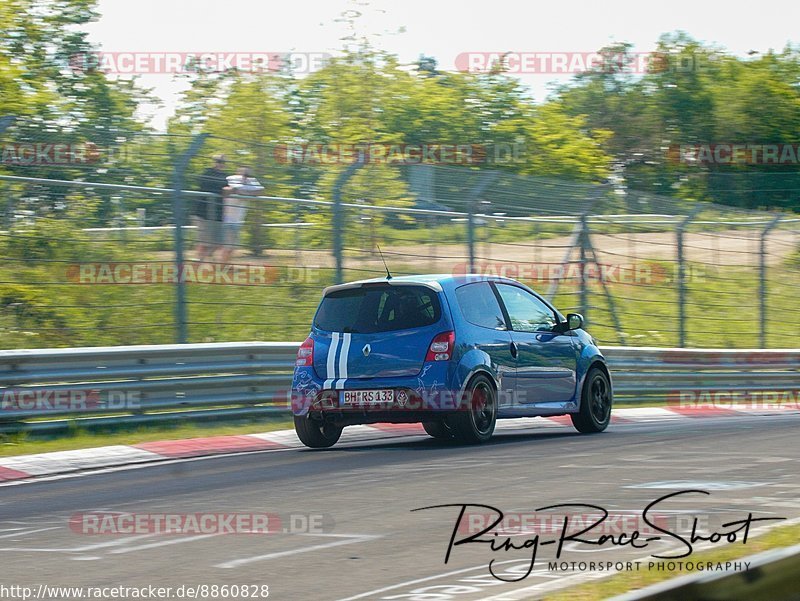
[294, 416, 342, 448]
[422, 420, 452, 439]
[450, 375, 497, 444]
[571, 366, 612, 434]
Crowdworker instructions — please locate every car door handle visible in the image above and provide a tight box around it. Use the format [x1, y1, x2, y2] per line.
[510, 341, 518, 358]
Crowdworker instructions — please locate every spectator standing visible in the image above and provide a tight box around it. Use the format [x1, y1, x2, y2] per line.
[194, 154, 230, 260]
[222, 166, 264, 261]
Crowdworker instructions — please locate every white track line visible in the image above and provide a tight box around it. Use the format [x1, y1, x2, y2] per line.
[215, 533, 381, 569]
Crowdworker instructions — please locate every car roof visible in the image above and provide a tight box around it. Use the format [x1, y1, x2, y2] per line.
[322, 273, 522, 296]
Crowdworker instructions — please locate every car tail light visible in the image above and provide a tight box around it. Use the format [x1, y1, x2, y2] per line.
[296, 337, 314, 366]
[425, 331, 455, 362]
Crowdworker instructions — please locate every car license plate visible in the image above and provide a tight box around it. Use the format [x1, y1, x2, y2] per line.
[342, 389, 395, 405]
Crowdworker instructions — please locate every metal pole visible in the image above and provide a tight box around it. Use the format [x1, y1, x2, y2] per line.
[465, 171, 498, 274]
[0, 116, 15, 229]
[171, 133, 207, 344]
[250, 146, 267, 257]
[294, 204, 302, 266]
[1, 181, 9, 231]
[467, 208, 476, 274]
[565, 186, 605, 315]
[579, 212, 589, 324]
[584, 225, 625, 344]
[759, 216, 782, 348]
[332, 160, 364, 285]
[677, 207, 701, 348]
[546, 220, 580, 302]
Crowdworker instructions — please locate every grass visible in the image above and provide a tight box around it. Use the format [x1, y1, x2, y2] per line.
[540, 521, 800, 600]
[550, 262, 800, 348]
[0, 417, 293, 457]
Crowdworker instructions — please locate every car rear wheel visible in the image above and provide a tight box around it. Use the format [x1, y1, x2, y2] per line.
[571, 366, 612, 433]
[450, 375, 497, 444]
[294, 416, 342, 448]
[422, 420, 452, 439]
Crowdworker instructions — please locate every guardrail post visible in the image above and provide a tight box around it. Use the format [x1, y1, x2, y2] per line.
[332, 159, 365, 285]
[677, 208, 700, 347]
[171, 133, 207, 344]
[760, 216, 782, 347]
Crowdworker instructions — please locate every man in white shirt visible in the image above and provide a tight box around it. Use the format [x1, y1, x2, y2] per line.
[221, 166, 264, 261]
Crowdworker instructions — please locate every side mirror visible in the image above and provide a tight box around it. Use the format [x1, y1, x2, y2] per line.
[566, 313, 584, 331]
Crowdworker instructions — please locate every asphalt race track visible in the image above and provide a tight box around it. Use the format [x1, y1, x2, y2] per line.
[1, 413, 799, 601]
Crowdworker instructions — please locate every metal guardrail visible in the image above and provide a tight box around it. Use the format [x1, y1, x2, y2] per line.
[606, 346, 800, 397]
[0, 343, 297, 433]
[0, 343, 798, 434]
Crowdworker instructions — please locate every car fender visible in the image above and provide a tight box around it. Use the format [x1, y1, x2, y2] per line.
[454, 347, 501, 397]
[575, 342, 611, 406]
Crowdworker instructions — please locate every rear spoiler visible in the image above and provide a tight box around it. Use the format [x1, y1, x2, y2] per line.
[322, 279, 443, 297]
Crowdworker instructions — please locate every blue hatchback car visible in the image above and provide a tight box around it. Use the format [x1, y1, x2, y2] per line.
[291, 274, 612, 448]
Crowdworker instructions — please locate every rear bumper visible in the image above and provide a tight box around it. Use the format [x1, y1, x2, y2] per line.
[304, 408, 455, 427]
[291, 362, 459, 420]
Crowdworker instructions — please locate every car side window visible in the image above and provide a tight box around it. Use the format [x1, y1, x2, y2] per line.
[455, 282, 507, 330]
[494, 284, 557, 333]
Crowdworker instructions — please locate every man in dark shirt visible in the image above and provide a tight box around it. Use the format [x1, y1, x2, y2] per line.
[194, 154, 230, 260]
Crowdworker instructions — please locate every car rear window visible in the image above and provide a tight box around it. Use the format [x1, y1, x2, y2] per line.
[314, 285, 441, 333]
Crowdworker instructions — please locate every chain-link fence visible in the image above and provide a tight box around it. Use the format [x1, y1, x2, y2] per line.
[1, 117, 799, 349]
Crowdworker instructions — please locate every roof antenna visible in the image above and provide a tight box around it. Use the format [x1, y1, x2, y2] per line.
[376, 244, 393, 280]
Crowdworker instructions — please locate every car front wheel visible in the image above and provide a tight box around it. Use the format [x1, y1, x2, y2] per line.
[571, 366, 612, 433]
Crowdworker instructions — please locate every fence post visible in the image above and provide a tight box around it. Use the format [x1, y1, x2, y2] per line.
[0, 116, 15, 229]
[467, 208, 476, 274]
[579, 212, 590, 323]
[171, 133, 207, 344]
[465, 171, 498, 274]
[582, 220, 625, 344]
[759, 216, 782, 348]
[332, 160, 364, 285]
[677, 208, 700, 348]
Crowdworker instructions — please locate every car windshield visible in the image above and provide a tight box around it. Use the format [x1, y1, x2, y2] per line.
[314, 285, 441, 333]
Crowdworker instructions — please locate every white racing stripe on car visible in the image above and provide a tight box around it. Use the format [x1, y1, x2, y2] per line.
[324, 332, 340, 389]
[335, 332, 351, 390]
